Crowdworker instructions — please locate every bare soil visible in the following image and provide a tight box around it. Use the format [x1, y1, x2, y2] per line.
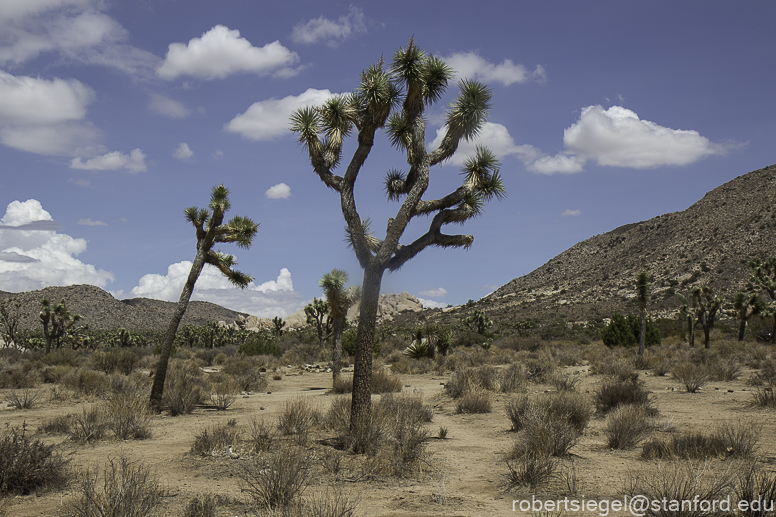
[2, 364, 775, 517]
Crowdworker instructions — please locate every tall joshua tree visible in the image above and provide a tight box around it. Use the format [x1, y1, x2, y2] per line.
[749, 257, 776, 342]
[636, 271, 651, 356]
[149, 185, 258, 412]
[319, 269, 360, 383]
[40, 298, 82, 354]
[690, 285, 723, 349]
[678, 293, 695, 348]
[291, 39, 505, 450]
[304, 298, 331, 347]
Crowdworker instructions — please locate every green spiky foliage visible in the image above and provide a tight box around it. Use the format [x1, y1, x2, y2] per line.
[749, 257, 776, 342]
[0, 300, 24, 351]
[150, 184, 258, 412]
[689, 285, 724, 349]
[39, 298, 83, 354]
[271, 316, 286, 338]
[463, 309, 494, 335]
[636, 271, 651, 356]
[731, 292, 766, 342]
[291, 40, 505, 450]
[404, 323, 452, 358]
[319, 269, 361, 383]
[304, 298, 331, 346]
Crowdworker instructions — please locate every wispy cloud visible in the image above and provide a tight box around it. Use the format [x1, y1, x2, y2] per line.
[265, 183, 291, 200]
[419, 287, 448, 297]
[291, 6, 367, 47]
[149, 93, 190, 118]
[443, 52, 546, 86]
[70, 149, 147, 173]
[561, 209, 581, 217]
[172, 142, 194, 160]
[78, 218, 107, 226]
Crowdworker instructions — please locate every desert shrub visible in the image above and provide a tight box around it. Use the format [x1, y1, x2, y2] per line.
[444, 365, 496, 398]
[0, 365, 40, 389]
[604, 404, 654, 449]
[64, 454, 164, 517]
[601, 313, 661, 348]
[379, 393, 433, 423]
[241, 443, 309, 510]
[219, 357, 268, 392]
[650, 358, 673, 377]
[41, 364, 74, 383]
[548, 371, 581, 392]
[7, 388, 40, 409]
[498, 363, 528, 393]
[183, 493, 218, 517]
[641, 420, 759, 460]
[0, 424, 69, 495]
[591, 357, 639, 382]
[751, 386, 776, 408]
[747, 360, 776, 386]
[381, 395, 431, 477]
[332, 369, 403, 395]
[208, 379, 238, 411]
[504, 453, 556, 492]
[62, 368, 109, 397]
[708, 358, 741, 381]
[672, 362, 708, 393]
[298, 489, 359, 517]
[162, 361, 207, 416]
[90, 348, 139, 375]
[540, 391, 592, 434]
[247, 418, 275, 452]
[191, 420, 241, 457]
[103, 390, 152, 440]
[595, 379, 653, 414]
[278, 397, 318, 437]
[39, 414, 73, 434]
[523, 357, 556, 382]
[495, 335, 542, 352]
[70, 405, 107, 444]
[624, 461, 732, 517]
[515, 406, 579, 457]
[238, 333, 281, 357]
[736, 463, 776, 517]
[40, 348, 83, 367]
[455, 390, 492, 414]
[505, 394, 532, 431]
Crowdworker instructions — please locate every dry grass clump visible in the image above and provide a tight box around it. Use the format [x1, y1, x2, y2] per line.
[497, 363, 528, 393]
[736, 463, 776, 517]
[64, 454, 164, 517]
[506, 392, 592, 434]
[219, 357, 268, 392]
[672, 362, 708, 393]
[750, 386, 776, 408]
[594, 378, 654, 414]
[103, 390, 152, 440]
[89, 348, 139, 375]
[591, 356, 638, 382]
[505, 394, 532, 431]
[162, 361, 207, 416]
[278, 397, 319, 440]
[241, 442, 309, 510]
[247, 418, 276, 453]
[208, 379, 238, 411]
[182, 493, 219, 517]
[39, 414, 74, 434]
[604, 404, 654, 449]
[513, 406, 580, 457]
[191, 420, 241, 457]
[0, 423, 69, 495]
[624, 461, 732, 517]
[548, 371, 581, 392]
[0, 363, 40, 389]
[641, 420, 759, 460]
[444, 365, 497, 398]
[61, 368, 110, 397]
[7, 388, 40, 409]
[332, 369, 403, 395]
[70, 405, 107, 444]
[455, 390, 492, 414]
[504, 453, 556, 492]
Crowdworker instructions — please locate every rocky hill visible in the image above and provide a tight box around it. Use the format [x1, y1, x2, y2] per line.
[392, 163, 776, 330]
[0, 284, 246, 332]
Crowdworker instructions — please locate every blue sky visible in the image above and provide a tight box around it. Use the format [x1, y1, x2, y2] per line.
[0, 1, 774, 318]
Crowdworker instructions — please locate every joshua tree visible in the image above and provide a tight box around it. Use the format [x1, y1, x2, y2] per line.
[304, 297, 330, 346]
[636, 271, 651, 356]
[462, 309, 494, 335]
[678, 293, 695, 347]
[749, 257, 776, 342]
[319, 269, 360, 382]
[731, 291, 765, 342]
[689, 285, 723, 349]
[271, 316, 286, 338]
[291, 39, 505, 449]
[149, 185, 258, 412]
[404, 323, 452, 358]
[0, 300, 24, 350]
[39, 298, 82, 353]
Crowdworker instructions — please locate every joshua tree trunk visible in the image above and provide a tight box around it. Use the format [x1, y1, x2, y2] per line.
[738, 319, 747, 342]
[703, 326, 711, 349]
[638, 307, 646, 356]
[331, 315, 344, 382]
[149, 251, 206, 411]
[349, 264, 383, 451]
[687, 315, 695, 348]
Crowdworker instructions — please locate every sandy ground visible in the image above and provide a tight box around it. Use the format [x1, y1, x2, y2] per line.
[2, 364, 775, 517]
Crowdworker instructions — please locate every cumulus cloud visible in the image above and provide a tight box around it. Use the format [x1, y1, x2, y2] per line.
[70, 148, 147, 173]
[157, 25, 300, 80]
[419, 287, 448, 297]
[78, 218, 106, 226]
[225, 88, 337, 140]
[561, 209, 581, 217]
[0, 199, 114, 291]
[417, 297, 447, 309]
[526, 105, 728, 175]
[149, 93, 190, 119]
[265, 183, 291, 200]
[443, 52, 546, 86]
[130, 266, 303, 317]
[430, 121, 539, 167]
[172, 142, 194, 160]
[291, 6, 366, 47]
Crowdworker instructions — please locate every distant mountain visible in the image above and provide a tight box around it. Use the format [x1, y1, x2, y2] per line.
[391, 163, 776, 330]
[0, 284, 246, 332]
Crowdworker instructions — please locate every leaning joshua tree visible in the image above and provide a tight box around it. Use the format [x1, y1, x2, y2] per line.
[291, 39, 505, 450]
[149, 185, 258, 412]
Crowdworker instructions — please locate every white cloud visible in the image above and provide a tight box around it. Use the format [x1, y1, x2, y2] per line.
[561, 209, 581, 217]
[291, 6, 366, 47]
[562, 105, 725, 169]
[443, 52, 547, 86]
[0, 199, 113, 291]
[529, 153, 586, 175]
[149, 93, 190, 119]
[212, 149, 224, 159]
[430, 121, 539, 166]
[417, 297, 447, 309]
[172, 142, 194, 160]
[0, 122, 101, 156]
[78, 218, 106, 226]
[0, 70, 93, 125]
[419, 287, 447, 297]
[130, 266, 303, 318]
[265, 183, 291, 200]
[70, 148, 147, 173]
[157, 25, 300, 81]
[225, 88, 336, 141]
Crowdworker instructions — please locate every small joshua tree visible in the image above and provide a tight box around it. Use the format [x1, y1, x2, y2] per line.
[149, 185, 258, 412]
[39, 298, 82, 354]
[678, 293, 695, 347]
[271, 316, 286, 338]
[0, 300, 24, 350]
[731, 291, 765, 342]
[749, 257, 776, 342]
[304, 297, 330, 347]
[463, 309, 494, 335]
[690, 285, 723, 349]
[319, 269, 360, 382]
[291, 39, 505, 450]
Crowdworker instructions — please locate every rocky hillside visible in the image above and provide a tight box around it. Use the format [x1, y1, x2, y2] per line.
[0, 284, 246, 332]
[394, 163, 776, 330]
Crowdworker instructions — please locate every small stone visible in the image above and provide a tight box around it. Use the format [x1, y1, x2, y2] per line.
[260, 406, 265, 410]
